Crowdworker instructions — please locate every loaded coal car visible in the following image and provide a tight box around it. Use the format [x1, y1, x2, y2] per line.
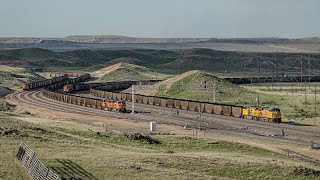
[21, 75, 68, 91]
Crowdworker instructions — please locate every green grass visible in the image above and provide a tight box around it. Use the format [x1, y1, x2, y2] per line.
[154, 70, 256, 105]
[243, 83, 320, 125]
[0, 65, 45, 91]
[97, 65, 169, 82]
[2, 48, 319, 74]
[1, 111, 320, 179]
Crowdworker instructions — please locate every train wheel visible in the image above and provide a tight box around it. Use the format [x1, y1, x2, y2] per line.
[277, 119, 281, 123]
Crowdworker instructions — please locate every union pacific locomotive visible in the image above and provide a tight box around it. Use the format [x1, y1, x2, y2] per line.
[242, 107, 281, 123]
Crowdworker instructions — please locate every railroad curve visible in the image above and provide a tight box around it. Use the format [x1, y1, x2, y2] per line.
[5, 90, 320, 148]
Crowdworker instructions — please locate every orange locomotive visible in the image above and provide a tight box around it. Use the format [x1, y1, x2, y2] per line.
[63, 84, 126, 113]
[63, 84, 75, 92]
[101, 99, 126, 112]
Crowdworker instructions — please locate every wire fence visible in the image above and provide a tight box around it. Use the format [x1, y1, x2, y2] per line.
[16, 142, 61, 180]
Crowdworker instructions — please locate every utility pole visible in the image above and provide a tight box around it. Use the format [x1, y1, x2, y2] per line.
[308, 54, 311, 89]
[258, 52, 261, 74]
[305, 81, 307, 107]
[301, 53, 303, 89]
[272, 76, 274, 90]
[132, 85, 135, 114]
[272, 53, 275, 90]
[291, 77, 293, 95]
[198, 104, 202, 130]
[266, 61, 268, 75]
[213, 82, 216, 103]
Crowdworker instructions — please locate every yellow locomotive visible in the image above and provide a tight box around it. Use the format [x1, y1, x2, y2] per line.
[242, 107, 281, 123]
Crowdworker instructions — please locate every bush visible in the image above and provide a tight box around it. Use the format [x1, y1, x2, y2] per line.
[124, 132, 160, 144]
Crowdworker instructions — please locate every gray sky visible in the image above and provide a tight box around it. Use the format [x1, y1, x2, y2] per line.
[1, 0, 319, 38]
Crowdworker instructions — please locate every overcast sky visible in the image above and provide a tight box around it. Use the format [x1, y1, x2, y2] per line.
[1, 0, 319, 38]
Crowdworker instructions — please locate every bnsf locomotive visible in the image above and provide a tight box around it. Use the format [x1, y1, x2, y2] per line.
[62, 85, 126, 112]
[101, 99, 126, 112]
[63, 84, 75, 92]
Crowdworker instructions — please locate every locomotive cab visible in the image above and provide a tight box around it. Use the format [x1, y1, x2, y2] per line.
[268, 108, 281, 123]
[21, 84, 29, 91]
[101, 99, 126, 112]
[63, 84, 74, 93]
[115, 101, 126, 112]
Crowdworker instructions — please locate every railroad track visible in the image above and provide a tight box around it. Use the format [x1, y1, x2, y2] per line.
[5, 90, 320, 147]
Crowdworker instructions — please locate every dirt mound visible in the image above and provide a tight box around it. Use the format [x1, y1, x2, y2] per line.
[160, 70, 199, 89]
[134, 70, 205, 95]
[92, 62, 168, 82]
[91, 62, 128, 78]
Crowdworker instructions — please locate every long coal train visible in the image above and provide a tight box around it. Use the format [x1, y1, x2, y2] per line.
[21, 72, 281, 123]
[89, 87, 281, 123]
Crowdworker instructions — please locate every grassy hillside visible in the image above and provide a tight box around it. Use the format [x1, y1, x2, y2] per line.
[0, 65, 44, 91]
[1, 48, 319, 74]
[1, 112, 319, 179]
[92, 62, 169, 82]
[133, 70, 256, 105]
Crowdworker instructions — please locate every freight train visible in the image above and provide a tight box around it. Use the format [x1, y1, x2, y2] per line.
[21, 73, 91, 91]
[63, 84, 75, 92]
[42, 90, 126, 112]
[242, 107, 281, 123]
[62, 80, 161, 93]
[21, 72, 281, 122]
[90, 88, 282, 123]
[21, 75, 68, 90]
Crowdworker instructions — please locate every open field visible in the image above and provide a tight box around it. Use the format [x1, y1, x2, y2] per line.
[242, 83, 320, 126]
